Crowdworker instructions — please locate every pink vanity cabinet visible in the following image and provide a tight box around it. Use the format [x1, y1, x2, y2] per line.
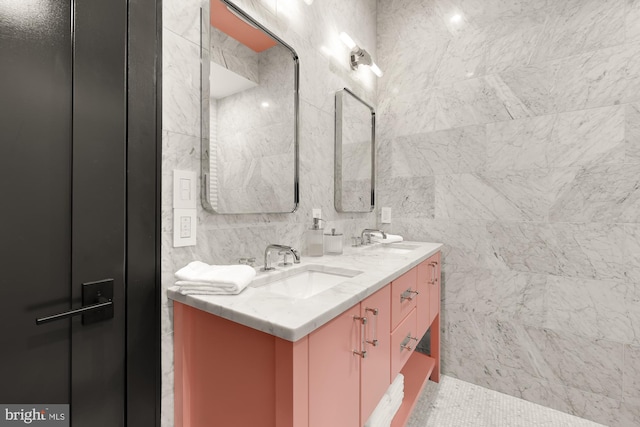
[173, 251, 441, 427]
[308, 286, 391, 427]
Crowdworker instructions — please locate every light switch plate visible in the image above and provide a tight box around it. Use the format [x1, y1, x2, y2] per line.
[173, 170, 197, 209]
[312, 209, 322, 219]
[174, 208, 197, 247]
[381, 207, 392, 224]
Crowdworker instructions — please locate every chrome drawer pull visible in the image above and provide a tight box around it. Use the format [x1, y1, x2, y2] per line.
[400, 333, 418, 352]
[400, 289, 419, 302]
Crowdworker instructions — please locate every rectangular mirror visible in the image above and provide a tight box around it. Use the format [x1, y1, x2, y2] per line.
[334, 88, 375, 213]
[201, 0, 299, 214]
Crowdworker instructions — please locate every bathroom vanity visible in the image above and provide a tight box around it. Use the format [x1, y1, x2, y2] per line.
[169, 242, 441, 427]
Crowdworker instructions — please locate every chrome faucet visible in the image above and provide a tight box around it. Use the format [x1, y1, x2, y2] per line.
[262, 244, 301, 271]
[360, 229, 387, 245]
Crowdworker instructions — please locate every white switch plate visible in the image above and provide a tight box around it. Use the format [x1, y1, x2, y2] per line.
[381, 207, 392, 224]
[173, 170, 197, 209]
[174, 208, 197, 247]
[312, 209, 322, 219]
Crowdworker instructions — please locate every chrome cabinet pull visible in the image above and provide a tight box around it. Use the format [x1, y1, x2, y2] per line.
[353, 316, 367, 358]
[400, 288, 419, 302]
[365, 307, 379, 347]
[400, 333, 418, 352]
[429, 261, 438, 285]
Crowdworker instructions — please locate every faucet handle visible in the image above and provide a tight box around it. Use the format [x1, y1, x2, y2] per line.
[278, 251, 292, 266]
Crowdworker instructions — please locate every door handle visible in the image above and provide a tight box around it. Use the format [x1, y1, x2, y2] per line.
[35, 279, 114, 325]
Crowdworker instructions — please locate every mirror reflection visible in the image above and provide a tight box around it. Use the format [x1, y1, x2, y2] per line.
[335, 88, 375, 213]
[201, 0, 299, 214]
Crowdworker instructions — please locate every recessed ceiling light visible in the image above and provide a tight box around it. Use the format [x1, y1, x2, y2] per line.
[450, 14, 462, 23]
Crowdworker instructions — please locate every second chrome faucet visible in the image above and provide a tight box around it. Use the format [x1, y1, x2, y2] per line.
[262, 244, 301, 271]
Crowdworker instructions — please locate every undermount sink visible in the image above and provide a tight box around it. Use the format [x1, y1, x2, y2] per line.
[364, 243, 420, 255]
[255, 265, 363, 299]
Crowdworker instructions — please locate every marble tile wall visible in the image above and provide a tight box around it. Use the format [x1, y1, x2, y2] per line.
[377, 0, 640, 425]
[162, 0, 378, 424]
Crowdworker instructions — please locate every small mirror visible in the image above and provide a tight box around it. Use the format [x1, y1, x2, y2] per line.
[334, 88, 375, 213]
[201, 0, 299, 214]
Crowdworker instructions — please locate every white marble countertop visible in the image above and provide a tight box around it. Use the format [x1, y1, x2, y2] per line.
[167, 241, 442, 342]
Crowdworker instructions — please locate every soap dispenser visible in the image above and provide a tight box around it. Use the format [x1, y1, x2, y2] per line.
[307, 218, 324, 257]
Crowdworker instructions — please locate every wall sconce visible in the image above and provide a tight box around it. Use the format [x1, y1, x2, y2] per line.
[339, 32, 383, 77]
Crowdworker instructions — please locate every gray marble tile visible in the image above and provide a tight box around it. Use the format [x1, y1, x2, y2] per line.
[627, 102, 640, 163]
[161, 332, 174, 398]
[486, 114, 554, 171]
[517, 376, 623, 426]
[501, 42, 640, 115]
[544, 276, 633, 342]
[530, 0, 626, 64]
[432, 26, 488, 85]
[433, 76, 533, 131]
[378, 176, 435, 219]
[627, 0, 640, 42]
[387, 218, 492, 273]
[486, 16, 544, 74]
[164, 0, 202, 45]
[162, 30, 201, 137]
[390, 125, 486, 177]
[377, 34, 449, 98]
[549, 164, 640, 223]
[524, 327, 624, 399]
[444, 269, 545, 325]
[377, 0, 444, 46]
[377, 89, 437, 141]
[624, 344, 640, 400]
[435, 170, 554, 221]
[488, 222, 627, 280]
[161, 131, 200, 209]
[619, 397, 640, 427]
[486, 105, 624, 173]
[625, 225, 640, 285]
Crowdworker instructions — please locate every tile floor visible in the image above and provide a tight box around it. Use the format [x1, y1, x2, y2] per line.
[407, 376, 605, 427]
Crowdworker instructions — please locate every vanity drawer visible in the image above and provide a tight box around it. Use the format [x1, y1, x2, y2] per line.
[390, 267, 418, 330]
[390, 307, 417, 380]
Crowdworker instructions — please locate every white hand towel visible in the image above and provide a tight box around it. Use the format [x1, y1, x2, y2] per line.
[371, 234, 403, 244]
[175, 261, 256, 295]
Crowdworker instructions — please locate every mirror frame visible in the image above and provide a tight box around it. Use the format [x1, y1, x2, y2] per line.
[334, 87, 375, 213]
[200, 0, 300, 214]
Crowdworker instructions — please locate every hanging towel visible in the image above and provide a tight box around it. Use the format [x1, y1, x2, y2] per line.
[371, 234, 403, 244]
[175, 261, 256, 295]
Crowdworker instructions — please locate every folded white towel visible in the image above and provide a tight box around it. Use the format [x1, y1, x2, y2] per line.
[364, 393, 391, 427]
[372, 234, 403, 244]
[382, 391, 404, 426]
[175, 261, 256, 295]
[388, 373, 404, 397]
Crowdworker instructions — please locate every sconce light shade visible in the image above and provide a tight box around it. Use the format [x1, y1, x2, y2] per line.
[339, 32, 357, 50]
[339, 31, 383, 77]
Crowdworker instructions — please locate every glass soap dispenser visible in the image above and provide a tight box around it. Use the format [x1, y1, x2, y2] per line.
[324, 228, 343, 255]
[307, 218, 324, 257]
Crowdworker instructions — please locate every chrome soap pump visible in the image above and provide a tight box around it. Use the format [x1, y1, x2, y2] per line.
[307, 218, 325, 257]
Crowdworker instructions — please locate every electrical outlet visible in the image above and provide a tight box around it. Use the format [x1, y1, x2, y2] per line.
[174, 208, 196, 247]
[312, 208, 321, 219]
[381, 207, 391, 224]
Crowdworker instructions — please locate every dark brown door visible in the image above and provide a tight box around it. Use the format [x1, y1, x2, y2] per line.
[0, 0, 127, 425]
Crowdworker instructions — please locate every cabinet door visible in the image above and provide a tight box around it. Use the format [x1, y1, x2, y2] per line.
[360, 286, 391, 424]
[428, 253, 441, 326]
[309, 304, 361, 427]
